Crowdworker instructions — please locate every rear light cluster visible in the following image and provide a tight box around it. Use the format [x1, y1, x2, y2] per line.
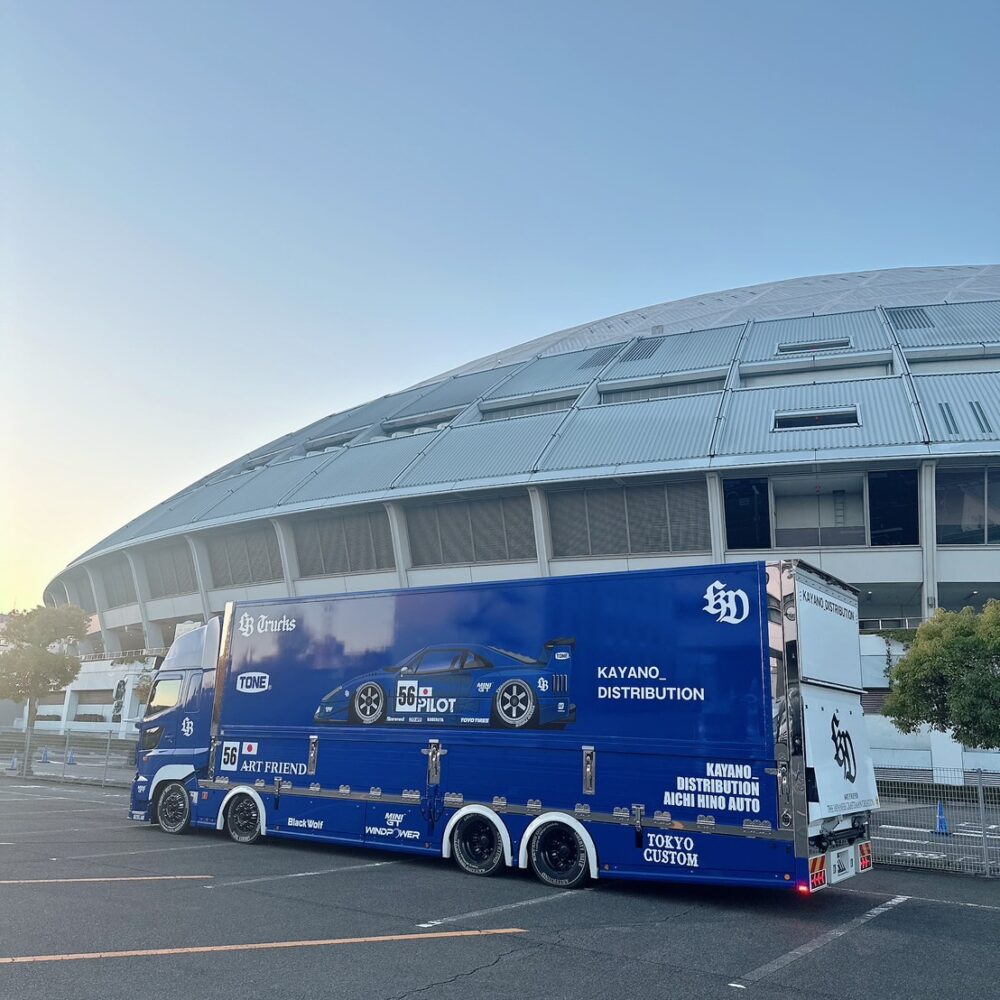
[859, 841, 873, 871]
[809, 855, 827, 891]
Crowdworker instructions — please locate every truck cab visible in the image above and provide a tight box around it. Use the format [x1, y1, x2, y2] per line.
[129, 618, 218, 826]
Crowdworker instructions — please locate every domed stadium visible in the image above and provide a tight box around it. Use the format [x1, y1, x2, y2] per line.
[45, 264, 1000, 672]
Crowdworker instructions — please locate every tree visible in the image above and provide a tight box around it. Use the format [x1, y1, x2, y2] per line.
[883, 600, 1000, 750]
[0, 605, 90, 728]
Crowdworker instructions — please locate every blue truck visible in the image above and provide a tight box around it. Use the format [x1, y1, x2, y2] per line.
[129, 560, 878, 892]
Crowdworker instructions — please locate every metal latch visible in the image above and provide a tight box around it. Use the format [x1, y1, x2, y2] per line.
[421, 739, 447, 786]
[307, 735, 319, 776]
[582, 746, 596, 795]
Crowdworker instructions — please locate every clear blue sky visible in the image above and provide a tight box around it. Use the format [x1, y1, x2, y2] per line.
[2, 1, 999, 607]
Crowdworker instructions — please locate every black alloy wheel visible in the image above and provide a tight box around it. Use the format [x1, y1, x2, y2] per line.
[156, 782, 191, 835]
[225, 793, 262, 844]
[452, 814, 505, 876]
[529, 821, 589, 888]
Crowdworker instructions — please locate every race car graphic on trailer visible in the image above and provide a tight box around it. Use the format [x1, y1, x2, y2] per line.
[313, 639, 575, 729]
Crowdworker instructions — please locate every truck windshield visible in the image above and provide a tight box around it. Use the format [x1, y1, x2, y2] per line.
[144, 677, 182, 717]
[489, 646, 543, 665]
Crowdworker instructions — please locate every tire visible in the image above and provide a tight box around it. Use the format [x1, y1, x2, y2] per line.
[350, 681, 386, 725]
[452, 814, 505, 876]
[225, 793, 262, 845]
[155, 782, 191, 835]
[528, 821, 589, 888]
[492, 679, 537, 729]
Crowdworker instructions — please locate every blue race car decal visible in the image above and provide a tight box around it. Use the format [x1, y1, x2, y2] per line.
[314, 639, 575, 729]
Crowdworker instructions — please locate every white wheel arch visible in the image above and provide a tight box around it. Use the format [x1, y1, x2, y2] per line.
[215, 785, 268, 836]
[441, 805, 513, 867]
[147, 765, 196, 807]
[518, 812, 599, 879]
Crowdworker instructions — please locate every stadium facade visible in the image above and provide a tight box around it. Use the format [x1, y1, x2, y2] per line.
[38, 265, 1000, 766]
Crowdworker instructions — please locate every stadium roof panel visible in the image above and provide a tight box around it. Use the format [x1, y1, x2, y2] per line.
[60, 265, 1000, 569]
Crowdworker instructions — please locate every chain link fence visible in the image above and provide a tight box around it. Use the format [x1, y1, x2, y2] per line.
[872, 767, 1000, 876]
[0, 727, 137, 788]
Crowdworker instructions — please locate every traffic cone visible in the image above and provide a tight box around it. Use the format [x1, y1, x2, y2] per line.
[935, 801, 950, 835]
[40, 747, 50, 764]
[6, 754, 17, 771]
[66, 749, 77, 766]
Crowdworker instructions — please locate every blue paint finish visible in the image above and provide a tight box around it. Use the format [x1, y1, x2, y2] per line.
[131, 563, 832, 891]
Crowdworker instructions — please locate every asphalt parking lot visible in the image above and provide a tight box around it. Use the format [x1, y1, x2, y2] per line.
[1, 778, 999, 1000]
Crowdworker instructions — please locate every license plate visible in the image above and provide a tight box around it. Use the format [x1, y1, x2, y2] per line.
[828, 846, 856, 883]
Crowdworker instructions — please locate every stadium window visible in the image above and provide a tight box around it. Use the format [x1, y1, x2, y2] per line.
[548, 482, 710, 557]
[772, 474, 865, 548]
[868, 470, 919, 546]
[773, 408, 859, 430]
[936, 467, 986, 544]
[292, 508, 395, 577]
[724, 478, 771, 549]
[406, 495, 536, 567]
[775, 338, 852, 355]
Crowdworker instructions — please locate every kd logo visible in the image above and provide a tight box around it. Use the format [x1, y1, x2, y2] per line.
[702, 581, 750, 625]
[831, 712, 857, 783]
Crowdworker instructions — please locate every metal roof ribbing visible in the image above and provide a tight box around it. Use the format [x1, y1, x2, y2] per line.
[538, 394, 721, 472]
[397, 412, 566, 486]
[296, 384, 438, 441]
[891, 301, 1000, 348]
[715, 378, 922, 456]
[390, 365, 520, 419]
[433, 266, 999, 378]
[912, 373, 1000, 442]
[283, 434, 433, 504]
[483, 347, 623, 400]
[118, 471, 264, 541]
[602, 325, 743, 380]
[199, 454, 334, 518]
[740, 311, 890, 363]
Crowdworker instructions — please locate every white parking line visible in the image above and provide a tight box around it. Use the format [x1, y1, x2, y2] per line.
[1, 807, 117, 817]
[417, 887, 591, 928]
[206, 860, 398, 889]
[4, 823, 133, 837]
[735, 895, 909, 985]
[835, 886, 1000, 912]
[51, 843, 233, 861]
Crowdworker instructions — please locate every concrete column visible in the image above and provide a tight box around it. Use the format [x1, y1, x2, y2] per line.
[184, 534, 214, 620]
[527, 486, 551, 576]
[82, 566, 120, 655]
[270, 519, 299, 597]
[705, 472, 726, 564]
[919, 460, 937, 615]
[384, 502, 411, 587]
[124, 551, 165, 650]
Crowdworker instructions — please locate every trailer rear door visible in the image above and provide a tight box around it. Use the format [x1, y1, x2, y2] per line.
[793, 569, 879, 821]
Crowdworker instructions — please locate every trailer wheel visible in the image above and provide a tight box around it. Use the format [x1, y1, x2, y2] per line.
[155, 782, 191, 835]
[529, 821, 589, 888]
[225, 793, 262, 844]
[452, 814, 505, 876]
[350, 682, 386, 725]
[492, 679, 537, 728]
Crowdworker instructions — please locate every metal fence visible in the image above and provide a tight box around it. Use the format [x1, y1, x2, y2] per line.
[872, 767, 999, 877]
[0, 727, 137, 788]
